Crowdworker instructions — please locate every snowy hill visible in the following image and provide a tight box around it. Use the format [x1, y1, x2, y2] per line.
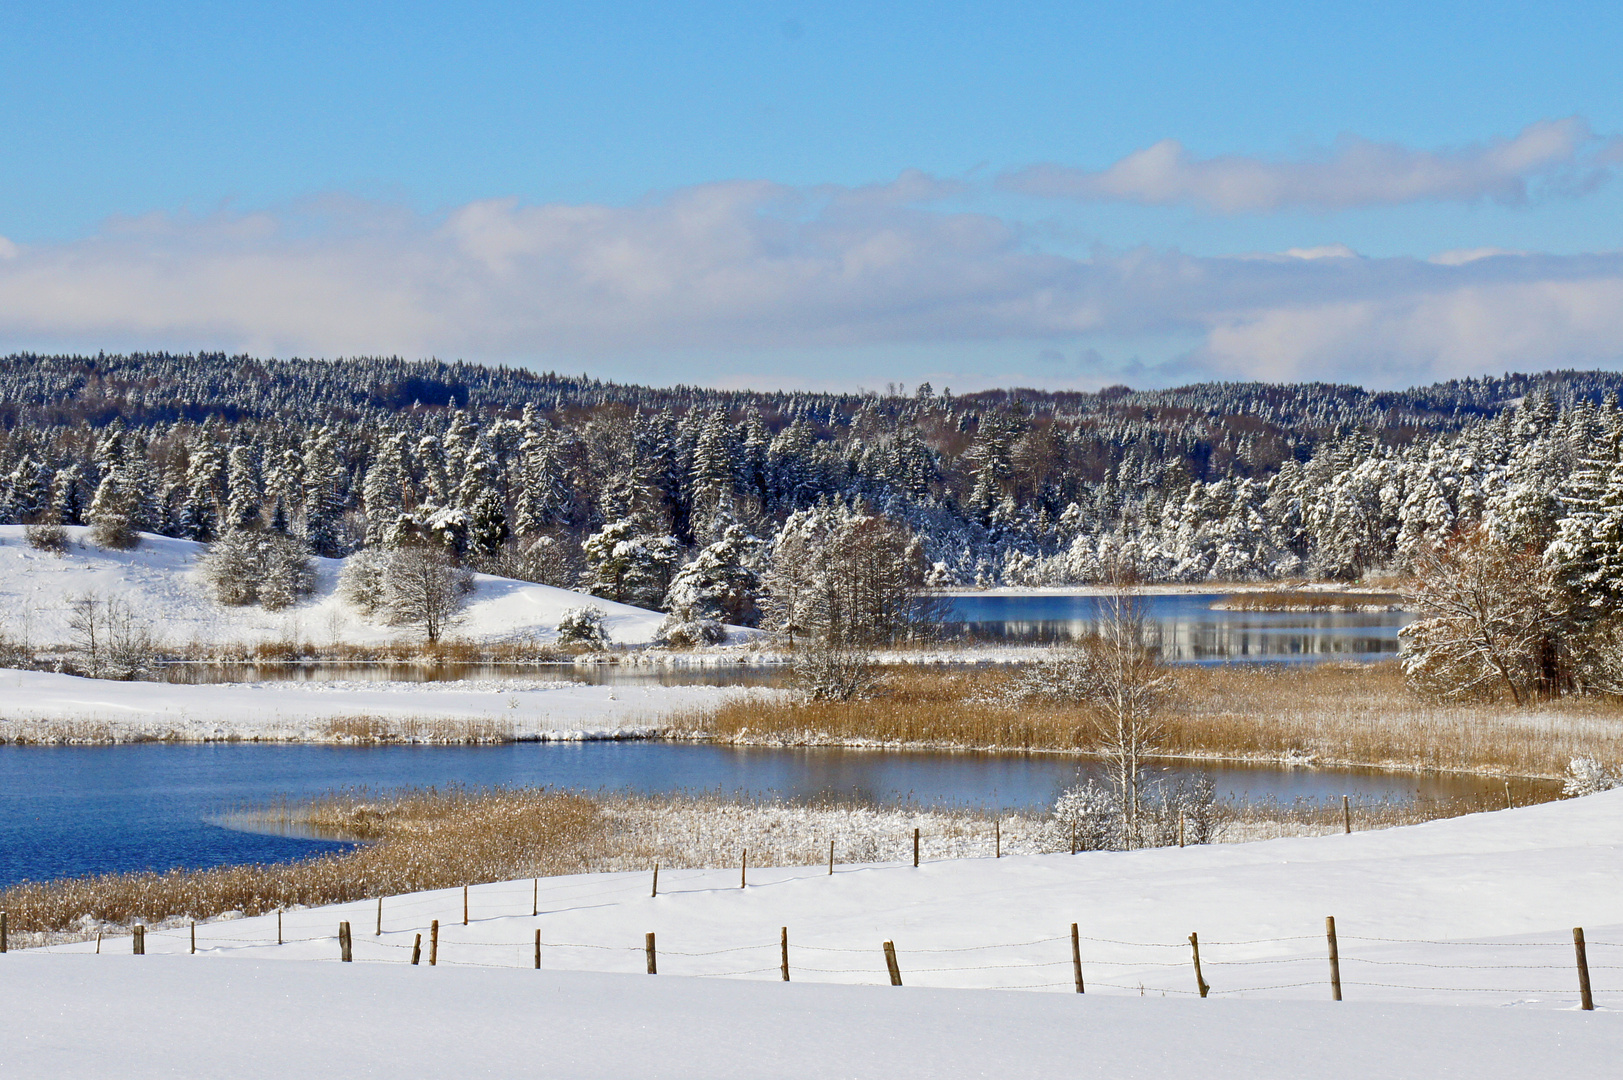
[0, 526, 670, 648]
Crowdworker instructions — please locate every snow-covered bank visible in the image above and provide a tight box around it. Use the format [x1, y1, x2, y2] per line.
[4, 957, 1615, 1080]
[0, 668, 775, 741]
[18, 792, 1623, 1076]
[39, 788, 1623, 1004]
[0, 525, 676, 646]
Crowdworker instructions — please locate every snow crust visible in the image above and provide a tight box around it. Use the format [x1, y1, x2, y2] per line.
[17, 790, 1623, 1075]
[0, 525, 673, 646]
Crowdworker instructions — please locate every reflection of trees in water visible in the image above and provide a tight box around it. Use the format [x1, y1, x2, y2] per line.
[954, 613, 1405, 659]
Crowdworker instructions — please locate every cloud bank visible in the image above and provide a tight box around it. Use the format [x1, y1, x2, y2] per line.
[1001, 118, 1620, 212]
[2, 179, 1623, 388]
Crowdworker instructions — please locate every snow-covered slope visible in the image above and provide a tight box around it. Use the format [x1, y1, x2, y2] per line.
[0, 525, 669, 647]
[19, 791, 1623, 1076]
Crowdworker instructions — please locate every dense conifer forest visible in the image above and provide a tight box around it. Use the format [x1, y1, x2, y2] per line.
[5, 352, 1623, 603]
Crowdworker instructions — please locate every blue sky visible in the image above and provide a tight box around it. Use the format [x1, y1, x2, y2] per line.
[3, 1, 1623, 390]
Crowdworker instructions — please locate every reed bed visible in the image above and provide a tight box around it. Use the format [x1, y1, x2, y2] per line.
[688, 662, 1623, 779]
[2, 782, 1544, 945]
[321, 716, 517, 744]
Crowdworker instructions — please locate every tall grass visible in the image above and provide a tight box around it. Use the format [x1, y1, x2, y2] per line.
[2, 783, 1548, 944]
[686, 662, 1623, 779]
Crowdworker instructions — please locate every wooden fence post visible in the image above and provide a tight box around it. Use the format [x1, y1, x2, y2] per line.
[339, 921, 352, 962]
[191, 921, 196, 955]
[463, 884, 469, 925]
[429, 920, 439, 966]
[781, 926, 790, 982]
[1575, 927, 1595, 1011]
[376, 897, 383, 936]
[995, 818, 1001, 858]
[651, 863, 659, 898]
[828, 840, 835, 875]
[646, 932, 657, 975]
[913, 828, 920, 867]
[411, 933, 422, 965]
[134, 925, 145, 955]
[95, 931, 102, 954]
[1178, 813, 1186, 848]
[535, 929, 542, 970]
[1188, 933, 1208, 998]
[1342, 795, 1351, 834]
[741, 850, 747, 889]
[1071, 923, 1085, 994]
[277, 909, 283, 946]
[1326, 916, 1342, 1001]
[883, 940, 902, 986]
[532, 878, 538, 918]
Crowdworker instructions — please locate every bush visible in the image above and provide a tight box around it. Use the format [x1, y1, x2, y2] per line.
[657, 614, 727, 648]
[200, 531, 314, 610]
[24, 522, 69, 555]
[556, 605, 610, 648]
[338, 548, 390, 616]
[341, 545, 473, 642]
[1563, 756, 1620, 797]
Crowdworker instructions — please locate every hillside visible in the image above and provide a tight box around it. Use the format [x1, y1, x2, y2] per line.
[0, 526, 671, 649]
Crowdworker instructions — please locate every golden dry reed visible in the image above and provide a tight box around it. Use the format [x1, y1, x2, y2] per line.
[2, 785, 1505, 942]
[687, 661, 1623, 779]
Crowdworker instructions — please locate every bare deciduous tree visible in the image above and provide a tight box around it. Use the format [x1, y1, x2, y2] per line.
[1400, 529, 1564, 704]
[381, 545, 473, 642]
[64, 593, 156, 679]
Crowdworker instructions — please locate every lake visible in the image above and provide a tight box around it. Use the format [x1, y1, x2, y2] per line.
[0, 740, 1522, 888]
[944, 592, 1409, 660]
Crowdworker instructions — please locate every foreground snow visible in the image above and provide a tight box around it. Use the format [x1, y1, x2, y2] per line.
[5, 957, 1616, 1080]
[0, 668, 770, 740]
[18, 790, 1623, 1076]
[0, 525, 676, 646]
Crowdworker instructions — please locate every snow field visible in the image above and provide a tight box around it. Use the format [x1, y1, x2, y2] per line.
[37, 788, 1623, 1009]
[0, 668, 778, 741]
[0, 525, 675, 647]
[8, 955, 1620, 1080]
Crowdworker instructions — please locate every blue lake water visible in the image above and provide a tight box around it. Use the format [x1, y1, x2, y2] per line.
[0, 741, 1523, 888]
[944, 592, 1410, 661]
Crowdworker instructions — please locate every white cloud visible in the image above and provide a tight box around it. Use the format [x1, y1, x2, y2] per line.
[1000, 119, 1616, 212]
[1428, 247, 1528, 266]
[3, 183, 1623, 389]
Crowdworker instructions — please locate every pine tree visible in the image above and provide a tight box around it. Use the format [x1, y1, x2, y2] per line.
[225, 445, 263, 532]
[301, 430, 343, 557]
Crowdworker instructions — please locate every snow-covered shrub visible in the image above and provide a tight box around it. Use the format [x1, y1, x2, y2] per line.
[339, 548, 390, 616]
[793, 637, 877, 701]
[1053, 781, 1118, 851]
[200, 531, 314, 611]
[556, 605, 610, 648]
[1563, 756, 1621, 797]
[657, 614, 726, 649]
[24, 522, 69, 555]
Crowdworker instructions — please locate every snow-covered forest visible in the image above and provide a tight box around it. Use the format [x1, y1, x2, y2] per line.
[6, 352, 1623, 608]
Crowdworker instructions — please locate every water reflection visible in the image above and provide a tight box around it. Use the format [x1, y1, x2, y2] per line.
[945, 592, 1411, 662]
